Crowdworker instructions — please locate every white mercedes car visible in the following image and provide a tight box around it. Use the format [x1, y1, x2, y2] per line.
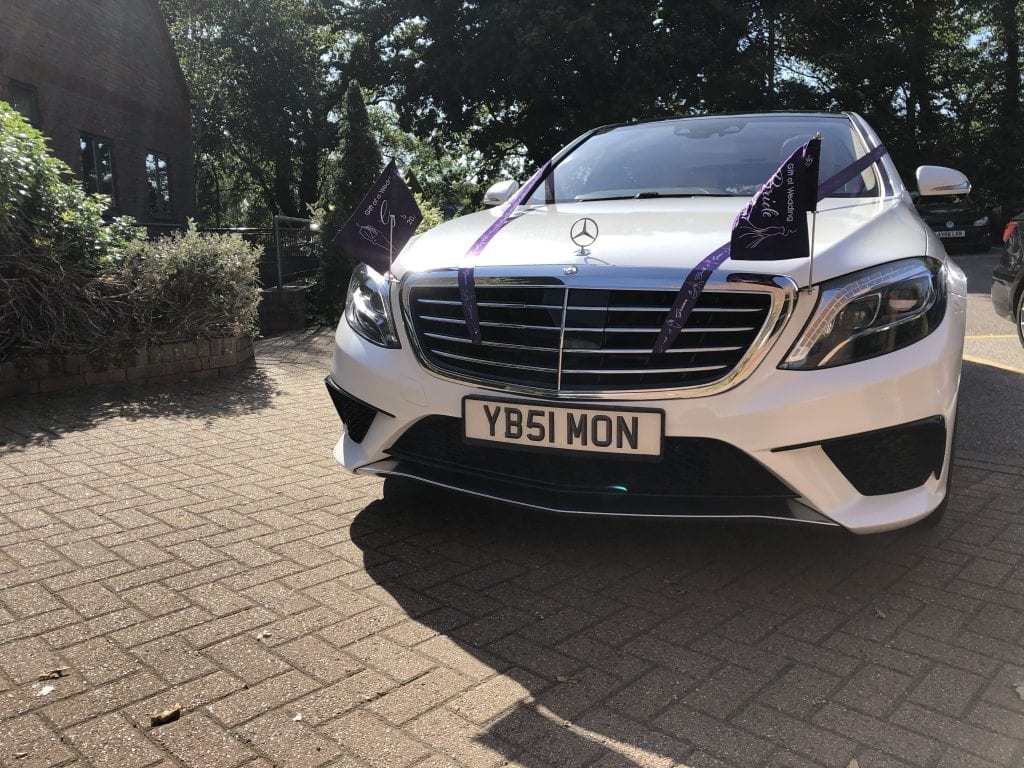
[326, 112, 968, 534]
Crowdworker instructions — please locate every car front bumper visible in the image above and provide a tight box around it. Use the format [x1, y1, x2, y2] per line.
[328, 272, 967, 535]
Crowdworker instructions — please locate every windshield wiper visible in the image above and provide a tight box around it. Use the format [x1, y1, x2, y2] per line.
[574, 191, 739, 202]
[634, 191, 736, 199]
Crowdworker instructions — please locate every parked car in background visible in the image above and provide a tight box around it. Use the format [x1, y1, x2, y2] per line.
[915, 194, 991, 252]
[991, 212, 1024, 346]
[327, 112, 968, 534]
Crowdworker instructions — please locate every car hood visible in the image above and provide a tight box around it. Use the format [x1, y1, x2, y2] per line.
[396, 196, 933, 287]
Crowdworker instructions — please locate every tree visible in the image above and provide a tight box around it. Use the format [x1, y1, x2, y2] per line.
[312, 80, 383, 322]
[339, 0, 772, 177]
[160, 0, 337, 224]
[319, 79, 383, 244]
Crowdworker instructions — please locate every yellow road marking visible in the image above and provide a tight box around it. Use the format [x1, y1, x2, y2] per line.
[964, 334, 1018, 339]
[962, 353, 1024, 375]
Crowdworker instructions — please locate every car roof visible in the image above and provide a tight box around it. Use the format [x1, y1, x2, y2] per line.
[593, 111, 852, 133]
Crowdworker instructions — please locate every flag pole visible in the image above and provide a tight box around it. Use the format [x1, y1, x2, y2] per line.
[808, 132, 822, 292]
[808, 209, 817, 290]
[388, 214, 396, 277]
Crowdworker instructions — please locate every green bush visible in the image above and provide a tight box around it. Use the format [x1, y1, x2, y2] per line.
[118, 225, 261, 343]
[0, 101, 138, 268]
[0, 101, 142, 357]
[0, 102, 261, 359]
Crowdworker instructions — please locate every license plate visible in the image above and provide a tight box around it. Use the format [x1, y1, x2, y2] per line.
[936, 230, 965, 238]
[463, 398, 664, 457]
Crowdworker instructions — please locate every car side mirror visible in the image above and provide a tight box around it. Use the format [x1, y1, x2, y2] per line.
[483, 179, 520, 207]
[916, 165, 971, 197]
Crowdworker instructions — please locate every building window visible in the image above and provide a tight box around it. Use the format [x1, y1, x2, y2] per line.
[8, 80, 39, 126]
[80, 134, 116, 202]
[145, 152, 172, 215]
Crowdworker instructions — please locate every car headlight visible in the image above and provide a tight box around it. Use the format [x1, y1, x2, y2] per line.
[344, 263, 400, 348]
[781, 258, 946, 370]
[973, 216, 989, 227]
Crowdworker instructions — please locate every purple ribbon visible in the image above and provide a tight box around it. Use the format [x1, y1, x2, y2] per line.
[816, 144, 887, 201]
[652, 144, 888, 355]
[459, 161, 553, 344]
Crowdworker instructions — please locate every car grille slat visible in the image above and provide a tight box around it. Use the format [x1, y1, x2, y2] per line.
[562, 345, 742, 355]
[563, 325, 756, 333]
[432, 350, 558, 373]
[407, 281, 774, 393]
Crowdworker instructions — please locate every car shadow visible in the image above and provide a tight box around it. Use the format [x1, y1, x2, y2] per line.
[0, 362, 280, 452]
[349, 473, 987, 767]
[958, 359, 1024, 460]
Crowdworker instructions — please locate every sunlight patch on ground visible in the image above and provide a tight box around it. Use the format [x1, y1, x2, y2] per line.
[962, 352, 1024, 375]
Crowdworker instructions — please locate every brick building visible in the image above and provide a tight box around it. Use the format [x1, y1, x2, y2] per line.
[0, 0, 196, 226]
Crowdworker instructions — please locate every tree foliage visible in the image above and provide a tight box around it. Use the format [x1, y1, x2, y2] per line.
[159, 0, 336, 224]
[159, 0, 1024, 225]
[0, 104, 259, 358]
[312, 79, 383, 324]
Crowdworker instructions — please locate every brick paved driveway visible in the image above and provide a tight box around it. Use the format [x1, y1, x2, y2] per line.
[2, 329, 1023, 768]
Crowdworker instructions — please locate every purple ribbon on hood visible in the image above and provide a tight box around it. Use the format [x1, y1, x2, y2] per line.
[651, 143, 888, 355]
[459, 161, 553, 344]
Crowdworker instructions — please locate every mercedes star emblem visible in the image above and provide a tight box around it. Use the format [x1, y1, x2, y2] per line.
[570, 218, 599, 251]
[946, 220, 955, 229]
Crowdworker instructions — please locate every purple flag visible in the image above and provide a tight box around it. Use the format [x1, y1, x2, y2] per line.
[332, 159, 422, 274]
[730, 137, 821, 261]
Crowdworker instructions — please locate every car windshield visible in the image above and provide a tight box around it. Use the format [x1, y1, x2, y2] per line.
[528, 115, 883, 204]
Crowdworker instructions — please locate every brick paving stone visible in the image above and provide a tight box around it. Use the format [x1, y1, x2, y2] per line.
[40, 670, 166, 728]
[276, 634, 362, 683]
[834, 662, 915, 716]
[367, 666, 472, 725]
[134, 636, 218, 685]
[64, 712, 165, 767]
[206, 635, 292, 685]
[62, 637, 137, 685]
[2, 582, 64, 617]
[683, 664, 770, 719]
[759, 664, 841, 717]
[908, 665, 986, 717]
[236, 711, 344, 767]
[812, 703, 941, 765]
[0, 636, 69, 685]
[209, 670, 319, 728]
[654, 705, 774, 768]
[3, 330, 1024, 768]
[892, 702, 1018, 765]
[347, 636, 437, 683]
[406, 706, 509, 768]
[325, 709, 431, 768]
[734, 704, 858, 766]
[150, 712, 256, 768]
[0, 713, 77, 767]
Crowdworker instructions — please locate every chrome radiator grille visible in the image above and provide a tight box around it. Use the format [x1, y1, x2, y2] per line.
[405, 276, 779, 394]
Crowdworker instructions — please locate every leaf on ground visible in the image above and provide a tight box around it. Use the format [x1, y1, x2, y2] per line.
[150, 703, 183, 727]
[1014, 682, 1024, 700]
[848, 760, 860, 768]
[37, 668, 70, 680]
[872, 607, 886, 619]
[36, 685, 56, 697]
[556, 674, 583, 684]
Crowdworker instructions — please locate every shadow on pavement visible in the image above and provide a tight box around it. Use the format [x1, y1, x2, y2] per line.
[0, 363, 279, 452]
[957, 360, 1024, 460]
[350, 479, 982, 767]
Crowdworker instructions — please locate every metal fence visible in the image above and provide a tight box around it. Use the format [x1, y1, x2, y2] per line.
[142, 216, 319, 289]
